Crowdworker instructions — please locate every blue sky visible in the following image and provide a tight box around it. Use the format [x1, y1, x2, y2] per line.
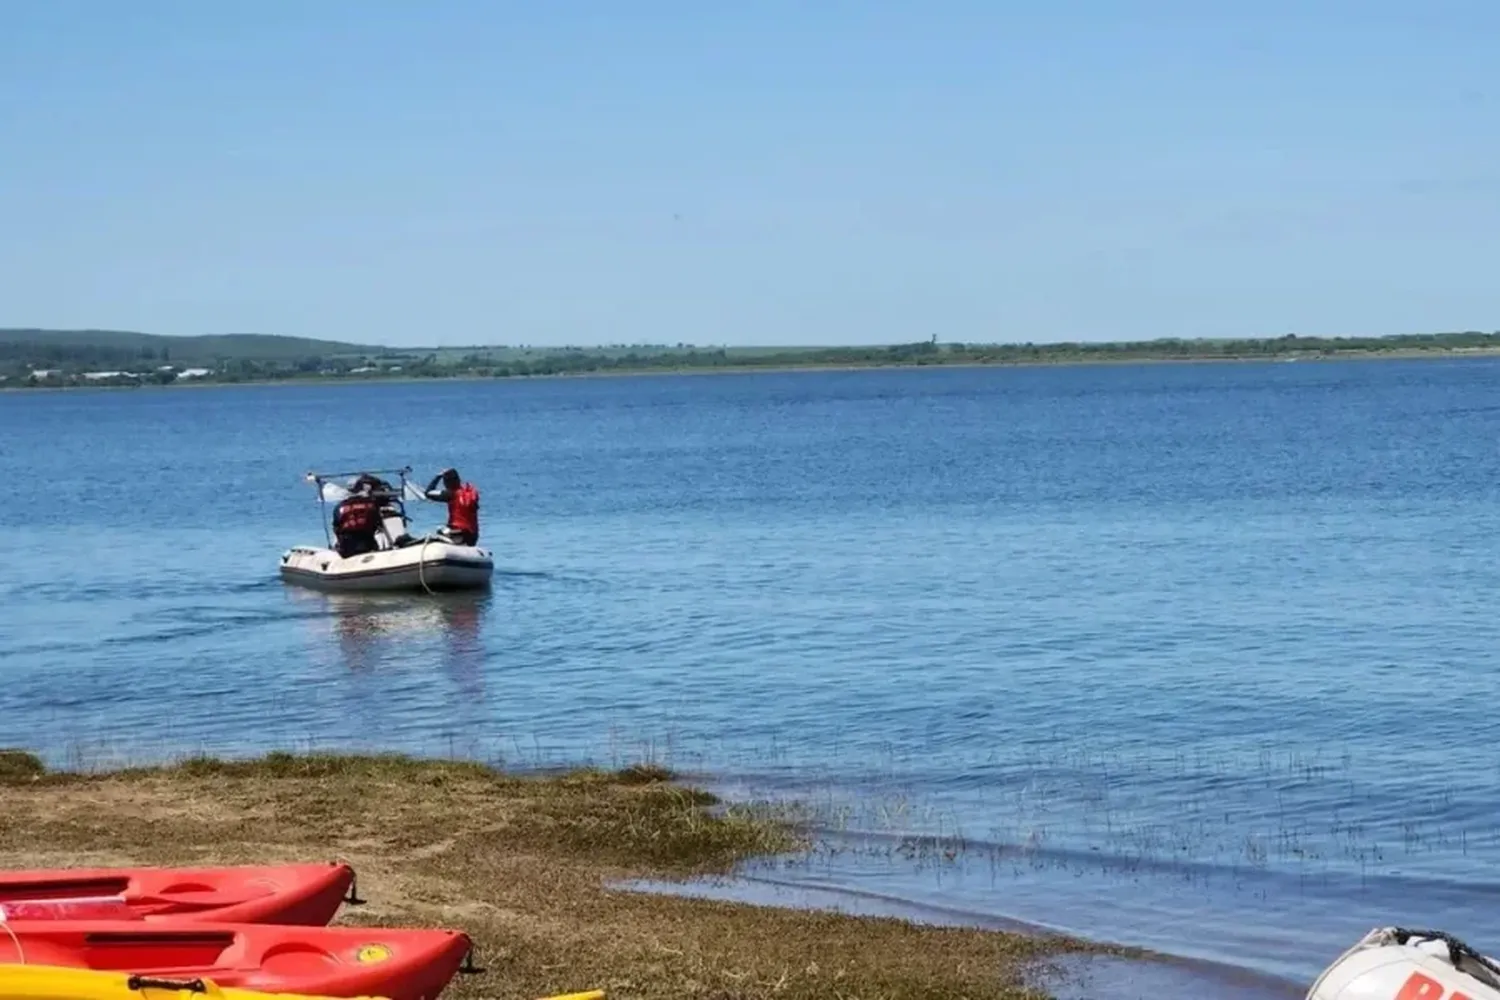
[2, 1, 1496, 348]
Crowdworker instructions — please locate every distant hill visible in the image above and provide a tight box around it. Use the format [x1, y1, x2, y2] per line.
[0, 328, 837, 372]
[0, 328, 383, 367]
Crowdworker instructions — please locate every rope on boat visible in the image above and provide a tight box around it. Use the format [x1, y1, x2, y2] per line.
[0, 918, 23, 964]
[1391, 928, 1500, 989]
[418, 536, 438, 596]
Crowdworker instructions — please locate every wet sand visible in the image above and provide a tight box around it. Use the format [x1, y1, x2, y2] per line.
[621, 875, 1304, 1000]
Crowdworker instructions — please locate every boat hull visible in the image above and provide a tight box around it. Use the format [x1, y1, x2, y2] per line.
[0, 863, 354, 926]
[0, 922, 472, 1000]
[279, 543, 493, 593]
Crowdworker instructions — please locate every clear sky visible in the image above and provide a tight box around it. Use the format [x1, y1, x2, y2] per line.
[2, 1, 1496, 348]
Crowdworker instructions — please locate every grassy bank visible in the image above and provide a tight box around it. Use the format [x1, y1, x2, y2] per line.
[0, 750, 1101, 1000]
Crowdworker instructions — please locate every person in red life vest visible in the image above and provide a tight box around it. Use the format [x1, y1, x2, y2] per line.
[331, 477, 384, 558]
[423, 467, 480, 546]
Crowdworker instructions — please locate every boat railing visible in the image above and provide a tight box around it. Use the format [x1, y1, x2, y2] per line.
[305, 465, 414, 487]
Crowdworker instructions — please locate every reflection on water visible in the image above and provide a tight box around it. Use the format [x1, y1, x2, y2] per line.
[284, 587, 491, 695]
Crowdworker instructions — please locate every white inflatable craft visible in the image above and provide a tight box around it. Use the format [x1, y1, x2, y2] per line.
[1309, 927, 1500, 1000]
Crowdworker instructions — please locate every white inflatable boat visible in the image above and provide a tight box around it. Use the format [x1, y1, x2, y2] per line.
[279, 466, 494, 594]
[1309, 927, 1500, 1000]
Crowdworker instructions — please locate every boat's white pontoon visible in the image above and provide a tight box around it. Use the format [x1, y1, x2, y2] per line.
[1309, 927, 1500, 1000]
[279, 466, 493, 593]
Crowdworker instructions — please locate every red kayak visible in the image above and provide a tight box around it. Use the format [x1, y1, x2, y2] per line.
[0, 921, 472, 1000]
[0, 863, 356, 925]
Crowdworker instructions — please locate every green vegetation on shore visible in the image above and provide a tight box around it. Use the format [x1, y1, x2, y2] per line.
[0, 749, 1106, 1000]
[5, 326, 1500, 388]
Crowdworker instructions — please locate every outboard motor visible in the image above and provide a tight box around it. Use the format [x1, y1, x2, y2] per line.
[1309, 928, 1500, 1000]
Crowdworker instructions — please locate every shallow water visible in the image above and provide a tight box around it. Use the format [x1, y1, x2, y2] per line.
[3, 360, 1500, 988]
[618, 876, 1302, 1000]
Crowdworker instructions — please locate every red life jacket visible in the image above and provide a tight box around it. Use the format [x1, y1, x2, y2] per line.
[447, 483, 479, 535]
[334, 496, 380, 535]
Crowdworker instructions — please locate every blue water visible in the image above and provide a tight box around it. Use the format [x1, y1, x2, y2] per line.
[4, 360, 1500, 988]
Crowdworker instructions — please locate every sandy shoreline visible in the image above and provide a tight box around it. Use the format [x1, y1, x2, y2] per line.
[0, 749, 1117, 1000]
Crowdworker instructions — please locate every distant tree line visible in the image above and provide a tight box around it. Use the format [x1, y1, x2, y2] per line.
[7, 330, 1500, 387]
[468, 332, 1500, 377]
[0, 341, 174, 366]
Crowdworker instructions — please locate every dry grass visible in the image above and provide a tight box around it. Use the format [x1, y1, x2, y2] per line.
[0, 751, 1101, 1000]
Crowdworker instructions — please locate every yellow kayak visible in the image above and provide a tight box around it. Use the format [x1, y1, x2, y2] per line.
[0, 966, 381, 1000]
[0, 964, 601, 1000]
[0, 962, 602, 1000]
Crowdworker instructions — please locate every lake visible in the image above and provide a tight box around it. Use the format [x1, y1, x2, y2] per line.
[3, 359, 1499, 990]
